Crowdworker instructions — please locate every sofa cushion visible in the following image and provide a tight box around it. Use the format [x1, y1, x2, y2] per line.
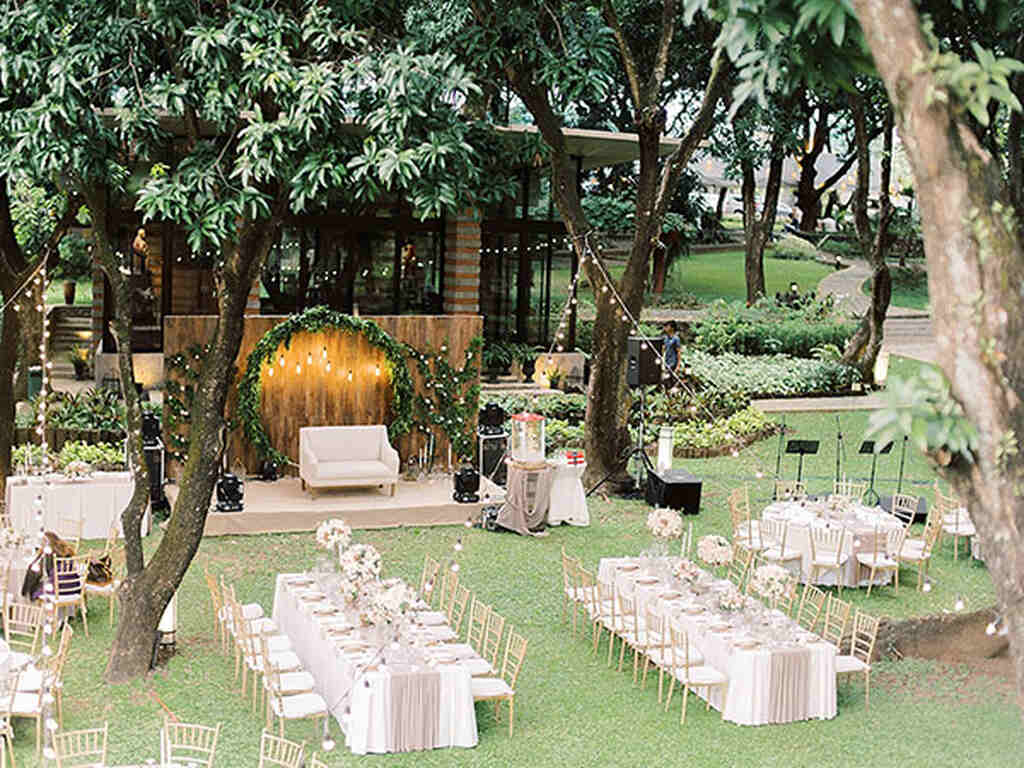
[312, 460, 394, 481]
[303, 426, 384, 462]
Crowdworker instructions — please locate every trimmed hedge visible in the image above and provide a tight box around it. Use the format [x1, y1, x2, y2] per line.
[685, 347, 860, 398]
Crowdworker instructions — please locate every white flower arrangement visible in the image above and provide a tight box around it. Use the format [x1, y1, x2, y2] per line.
[315, 518, 352, 552]
[339, 542, 382, 585]
[63, 460, 92, 480]
[697, 534, 733, 567]
[672, 558, 701, 583]
[646, 507, 683, 539]
[718, 585, 745, 613]
[0, 527, 24, 549]
[749, 564, 792, 603]
[367, 578, 418, 626]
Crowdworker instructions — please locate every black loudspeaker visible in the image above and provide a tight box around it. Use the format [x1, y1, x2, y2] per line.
[216, 473, 244, 512]
[626, 337, 664, 388]
[453, 467, 480, 503]
[646, 469, 702, 514]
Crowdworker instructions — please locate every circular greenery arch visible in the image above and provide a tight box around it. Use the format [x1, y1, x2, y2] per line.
[237, 306, 416, 467]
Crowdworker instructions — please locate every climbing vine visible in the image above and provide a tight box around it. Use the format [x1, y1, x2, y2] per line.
[407, 336, 483, 460]
[164, 343, 210, 465]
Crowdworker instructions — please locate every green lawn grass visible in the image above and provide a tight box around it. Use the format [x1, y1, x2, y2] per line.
[862, 270, 930, 312]
[552, 250, 835, 317]
[10, 391, 1018, 765]
[44, 279, 93, 307]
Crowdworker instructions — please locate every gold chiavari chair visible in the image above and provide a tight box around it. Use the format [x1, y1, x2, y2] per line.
[760, 519, 802, 570]
[3, 602, 44, 664]
[897, 510, 942, 591]
[680, 521, 694, 559]
[821, 595, 851, 649]
[729, 487, 763, 553]
[53, 721, 108, 768]
[577, 568, 606, 654]
[560, 547, 582, 635]
[479, 609, 507, 677]
[726, 543, 753, 593]
[258, 730, 304, 768]
[449, 597, 490, 662]
[10, 668, 46, 759]
[419, 555, 441, 605]
[775, 573, 799, 617]
[472, 629, 528, 737]
[808, 526, 848, 594]
[56, 512, 84, 554]
[937, 487, 975, 561]
[663, 623, 728, 726]
[262, 637, 327, 740]
[440, 566, 460, 620]
[101, 518, 120, 556]
[50, 555, 90, 637]
[856, 524, 904, 596]
[449, 585, 472, 634]
[774, 480, 807, 501]
[84, 545, 125, 625]
[227, 591, 300, 711]
[203, 568, 228, 653]
[596, 579, 622, 668]
[18, 620, 73, 727]
[0, 671, 14, 768]
[161, 720, 221, 768]
[836, 610, 880, 708]
[796, 584, 827, 633]
[308, 753, 329, 768]
[833, 477, 866, 502]
[613, 589, 642, 675]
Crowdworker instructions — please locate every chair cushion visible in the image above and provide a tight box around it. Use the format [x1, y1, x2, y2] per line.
[221, 603, 264, 622]
[835, 655, 869, 674]
[856, 553, 896, 567]
[249, 650, 302, 673]
[462, 657, 496, 676]
[249, 617, 279, 635]
[313, 460, 393, 481]
[15, 666, 44, 692]
[9, 691, 42, 715]
[762, 547, 801, 562]
[266, 634, 293, 653]
[272, 691, 327, 718]
[269, 670, 316, 694]
[413, 611, 448, 626]
[673, 665, 727, 686]
[472, 677, 514, 699]
[447, 643, 477, 660]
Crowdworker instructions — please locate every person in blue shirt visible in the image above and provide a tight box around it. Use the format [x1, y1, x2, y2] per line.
[661, 320, 682, 385]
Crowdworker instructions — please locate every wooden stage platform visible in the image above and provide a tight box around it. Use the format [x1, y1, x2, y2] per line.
[194, 476, 505, 536]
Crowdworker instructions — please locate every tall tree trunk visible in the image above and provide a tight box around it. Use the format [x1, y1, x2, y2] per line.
[715, 186, 727, 225]
[740, 157, 765, 302]
[650, 242, 667, 294]
[841, 100, 894, 381]
[0, 305, 20, 495]
[853, 0, 1024, 718]
[104, 214, 281, 682]
[795, 103, 830, 232]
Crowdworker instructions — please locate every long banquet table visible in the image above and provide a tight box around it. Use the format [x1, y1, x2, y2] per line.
[761, 500, 904, 588]
[6, 473, 149, 540]
[598, 557, 837, 725]
[271, 574, 477, 754]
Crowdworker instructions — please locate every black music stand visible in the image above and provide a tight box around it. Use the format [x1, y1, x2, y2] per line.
[785, 440, 819, 486]
[858, 440, 893, 506]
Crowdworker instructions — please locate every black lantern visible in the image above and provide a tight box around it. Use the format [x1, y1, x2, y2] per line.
[453, 466, 480, 503]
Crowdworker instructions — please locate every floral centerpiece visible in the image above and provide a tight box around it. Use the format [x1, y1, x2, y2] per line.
[0, 527, 24, 550]
[338, 542, 382, 605]
[718, 585, 745, 613]
[647, 508, 683, 539]
[749, 564, 792, 604]
[63, 460, 91, 480]
[672, 558, 701, 584]
[315, 518, 352, 553]
[362, 578, 418, 627]
[697, 534, 733, 568]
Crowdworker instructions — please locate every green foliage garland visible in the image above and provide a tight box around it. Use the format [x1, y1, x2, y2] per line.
[237, 306, 416, 468]
[407, 337, 483, 460]
[164, 343, 211, 464]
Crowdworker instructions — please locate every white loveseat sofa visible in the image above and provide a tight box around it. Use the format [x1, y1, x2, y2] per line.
[299, 425, 400, 496]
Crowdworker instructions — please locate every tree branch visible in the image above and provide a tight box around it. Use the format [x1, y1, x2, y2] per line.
[645, 0, 677, 107]
[601, 0, 644, 108]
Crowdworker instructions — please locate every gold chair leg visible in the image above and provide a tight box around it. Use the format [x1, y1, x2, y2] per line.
[509, 697, 515, 737]
[680, 685, 689, 725]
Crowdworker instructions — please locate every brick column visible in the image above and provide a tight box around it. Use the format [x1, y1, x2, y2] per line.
[443, 209, 481, 314]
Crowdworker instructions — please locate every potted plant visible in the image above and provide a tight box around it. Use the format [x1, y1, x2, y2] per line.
[55, 232, 92, 305]
[510, 343, 536, 382]
[68, 346, 91, 380]
[481, 341, 515, 382]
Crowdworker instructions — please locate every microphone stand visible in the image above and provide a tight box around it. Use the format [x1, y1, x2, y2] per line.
[773, 415, 786, 500]
[834, 414, 844, 486]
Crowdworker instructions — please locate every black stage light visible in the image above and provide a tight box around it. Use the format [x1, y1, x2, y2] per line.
[453, 467, 481, 503]
[478, 403, 507, 435]
[216, 473, 244, 512]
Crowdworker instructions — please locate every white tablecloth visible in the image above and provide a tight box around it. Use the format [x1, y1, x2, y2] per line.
[2, 546, 31, 605]
[761, 501, 903, 588]
[5, 473, 149, 540]
[546, 460, 588, 526]
[0, 639, 9, 683]
[272, 575, 477, 754]
[598, 557, 837, 725]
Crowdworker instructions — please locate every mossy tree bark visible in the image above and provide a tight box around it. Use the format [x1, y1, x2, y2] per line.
[853, 0, 1024, 717]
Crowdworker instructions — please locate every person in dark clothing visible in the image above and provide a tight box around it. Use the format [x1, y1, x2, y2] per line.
[21, 531, 79, 602]
[661, 320, 682, 386]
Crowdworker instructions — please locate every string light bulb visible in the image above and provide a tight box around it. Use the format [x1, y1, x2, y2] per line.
[278, 355, 284, 367]
[321, 346, 327, 359]
[307, 352, 313, 365]
[296, 363, 302, 375]
[375, 365, 381, 377]
[267, 366, 274, 377]
[326, 361, 331, 372]
[348, 369, 353, 382]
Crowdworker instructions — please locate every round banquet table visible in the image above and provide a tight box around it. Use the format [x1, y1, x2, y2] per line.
[761, 500, 904, 588]
[546, 460, 589, 526]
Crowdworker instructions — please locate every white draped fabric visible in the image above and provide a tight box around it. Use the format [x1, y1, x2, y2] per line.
[546, 460, 589, 527]
[761, 501, 903, 587]
[6, 473, 148, 540]
[271, 575, 477, 754]
[598, 557, 837, 726]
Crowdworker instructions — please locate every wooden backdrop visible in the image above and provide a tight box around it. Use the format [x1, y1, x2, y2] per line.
[163, 314, 483, 478]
